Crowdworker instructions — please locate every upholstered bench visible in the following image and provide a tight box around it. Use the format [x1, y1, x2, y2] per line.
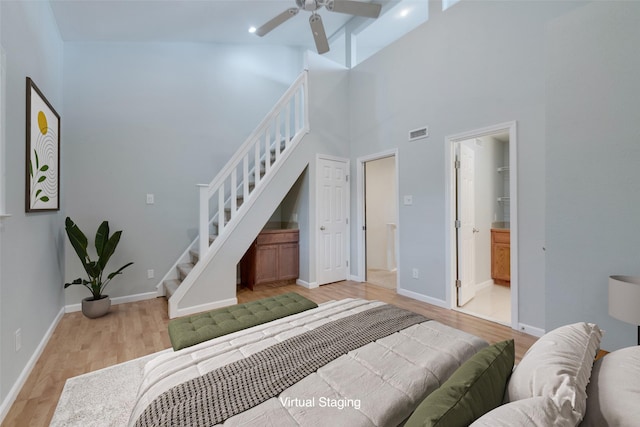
[168, 292, 318, 350]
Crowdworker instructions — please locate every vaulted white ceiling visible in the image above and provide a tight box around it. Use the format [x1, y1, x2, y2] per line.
[49, 0, 396, 50]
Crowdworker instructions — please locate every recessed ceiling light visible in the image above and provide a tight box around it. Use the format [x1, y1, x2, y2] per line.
[248, 26, 257, 34]
[399, 8, 410, 18]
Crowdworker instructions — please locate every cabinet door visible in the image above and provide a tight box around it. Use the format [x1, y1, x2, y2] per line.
[255, 245, 279, 285]
[278, 243, 299, 281]
[492, 243, 511, 285]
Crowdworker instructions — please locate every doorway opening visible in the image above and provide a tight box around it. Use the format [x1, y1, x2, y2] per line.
[446, 122, 518, 329]
[356, 150, 398, 289]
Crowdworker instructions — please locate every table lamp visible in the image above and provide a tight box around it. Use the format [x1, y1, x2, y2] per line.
[609, 275, 640, 346]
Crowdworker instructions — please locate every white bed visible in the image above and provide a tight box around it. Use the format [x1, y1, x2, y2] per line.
[129, 299, 488, 427]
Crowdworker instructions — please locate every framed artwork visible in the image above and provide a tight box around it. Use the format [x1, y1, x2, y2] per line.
[26, 77, 60, 212]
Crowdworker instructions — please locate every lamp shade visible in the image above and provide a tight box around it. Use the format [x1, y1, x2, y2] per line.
[608, 275, 640, 325]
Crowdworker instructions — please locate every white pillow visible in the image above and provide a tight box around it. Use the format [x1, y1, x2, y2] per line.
[505, 322, 602, 420]
[470, 396, 576, 427]
[581, 346, 640, 427]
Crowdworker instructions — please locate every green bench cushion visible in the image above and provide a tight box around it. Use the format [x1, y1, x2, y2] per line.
[168, 292, 318, 350]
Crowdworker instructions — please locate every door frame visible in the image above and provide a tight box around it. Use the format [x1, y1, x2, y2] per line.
[315, 154, 350, 285]
[445, 121, 519, 330]
[356, 149, 399, 284]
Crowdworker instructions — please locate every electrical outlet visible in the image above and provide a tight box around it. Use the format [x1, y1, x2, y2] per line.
[147, 269, 155, 279]
[146, 193, 155, 205]
[412, 268, 419, 279]
[404, 195, 413, 206]
[15, 329, 21, 352]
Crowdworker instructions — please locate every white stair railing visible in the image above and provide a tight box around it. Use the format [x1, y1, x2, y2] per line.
[198, 71, 309, 257]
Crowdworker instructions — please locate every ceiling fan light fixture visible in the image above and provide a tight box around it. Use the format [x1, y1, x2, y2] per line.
[298, 0, 320, 12]
[255, 0, 382, 53]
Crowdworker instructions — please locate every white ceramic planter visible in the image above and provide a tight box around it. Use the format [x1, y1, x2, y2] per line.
[81, 295, 111, 318]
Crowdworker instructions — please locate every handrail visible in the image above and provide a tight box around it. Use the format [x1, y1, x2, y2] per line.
[198, 71, 309, 257]
[203, 71, 309, 197]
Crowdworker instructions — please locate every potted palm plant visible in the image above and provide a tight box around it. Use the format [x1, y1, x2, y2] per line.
[64, 217, 134, 318]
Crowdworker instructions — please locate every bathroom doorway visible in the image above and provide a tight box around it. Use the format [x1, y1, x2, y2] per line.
[357, 150, 399, 290]
[446, 122, 518, 328]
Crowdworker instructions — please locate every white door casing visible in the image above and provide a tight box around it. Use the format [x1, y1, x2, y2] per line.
[445, 121, 518, 330]
[316, 156, 349, 285]
[356, 149, 398, 283]
[456, 140, 476, 306]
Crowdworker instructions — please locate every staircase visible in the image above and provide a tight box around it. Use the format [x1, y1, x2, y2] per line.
[157, 71, 310, 318]
[161, 145, 282, 300]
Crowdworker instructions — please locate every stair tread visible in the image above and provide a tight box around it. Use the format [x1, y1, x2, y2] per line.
[178, 262, 194, 268]
[177, 263, 194, 275]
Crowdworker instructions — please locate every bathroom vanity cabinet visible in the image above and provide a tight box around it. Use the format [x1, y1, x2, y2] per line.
[491, 228, 510, 286]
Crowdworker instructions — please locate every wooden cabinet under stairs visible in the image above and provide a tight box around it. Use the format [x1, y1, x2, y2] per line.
[240, 229, 299, 290]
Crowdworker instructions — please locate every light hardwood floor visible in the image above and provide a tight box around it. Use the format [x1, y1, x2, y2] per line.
[1, 281, 537, 426]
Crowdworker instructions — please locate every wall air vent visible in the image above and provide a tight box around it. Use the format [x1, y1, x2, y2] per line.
[408, 126, 429, 142]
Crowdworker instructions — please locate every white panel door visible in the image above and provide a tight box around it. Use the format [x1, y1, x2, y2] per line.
[317, 157, 349, 285]
[457, 141, 476, 306]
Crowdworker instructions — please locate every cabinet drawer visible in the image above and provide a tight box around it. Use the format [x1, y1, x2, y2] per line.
[257, 230, 299, 245]
[491, 229, 510, 244]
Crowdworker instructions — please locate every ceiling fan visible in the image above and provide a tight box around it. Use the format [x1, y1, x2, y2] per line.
[255, 0, 382, 54]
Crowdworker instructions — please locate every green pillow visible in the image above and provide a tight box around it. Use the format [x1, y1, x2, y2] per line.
[405, 339, 515, 427]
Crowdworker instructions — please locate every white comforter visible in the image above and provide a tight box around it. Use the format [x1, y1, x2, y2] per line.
[129, 299, 487, 426]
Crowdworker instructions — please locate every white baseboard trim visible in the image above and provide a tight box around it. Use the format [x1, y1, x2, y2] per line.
[397, 288, 448, 309]
[65, 291, 159, 313]
[171, 297, 237, 319]
[348, 274, 364, 282]
[518, 323, 545, 337]
[475, 280, 494, 293]
[0, 307, 64, 424]
[155, 281, 166, 297]
[296, 279, 318, 289]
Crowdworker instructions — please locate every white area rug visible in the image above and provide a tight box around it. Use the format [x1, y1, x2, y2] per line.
[50, 349, 171, 427]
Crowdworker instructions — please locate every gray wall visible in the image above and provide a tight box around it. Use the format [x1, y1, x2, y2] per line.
[348, 1, 581, 329]
[0, 0, 65, 407]
[545, 1, 640, 350]
[62, 42, 304, 305]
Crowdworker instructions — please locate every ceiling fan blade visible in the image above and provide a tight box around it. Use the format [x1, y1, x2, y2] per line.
[255, 7, 299, 36]
[326, 0, 381, 18]
[309, 13, 330, 54]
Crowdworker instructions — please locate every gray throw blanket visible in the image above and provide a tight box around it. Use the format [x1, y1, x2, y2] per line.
[135, 304, 428, 427]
